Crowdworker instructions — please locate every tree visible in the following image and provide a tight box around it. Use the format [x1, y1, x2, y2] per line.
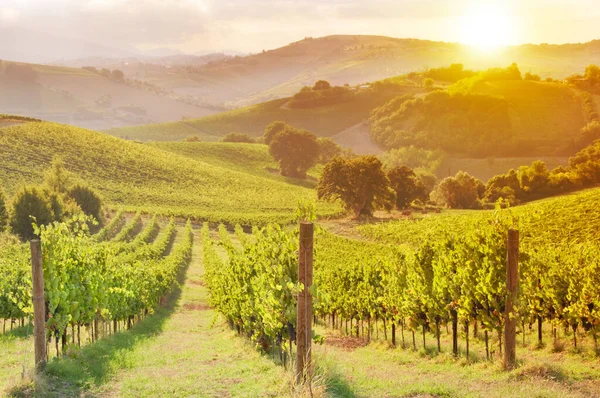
[432, 171, 481, 209]
[269, 129, 319, 178]
[318, 156, 395, 217]
[387, 166, 427, 209]
[44, 157, 72, 194]
[68, 184, 103, 222]
[316, 137, 342, 164]
[313, 80, 331, 90]
[264, 121, 288, 145]
[424, 78, 434, 88]
[524, 72, 541, 81]
[221, 132, 256, 143]
[111, 69, 125, 82]
[0, 189, 7, 232]
[9, 187, 58, 240]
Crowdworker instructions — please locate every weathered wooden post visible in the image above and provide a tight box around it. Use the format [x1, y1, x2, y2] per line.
[296, 222, 314, 384]
[504, 229, 519, 369]
[30, 239, 47, 371]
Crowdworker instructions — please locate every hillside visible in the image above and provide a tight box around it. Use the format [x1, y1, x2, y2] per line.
[137, 35, 600, 107]
[357, 187, 600, 247]
[0, 60, 218, 131]
[0, 121, 341, 225]
[106, 84, 421, 145]
[370, 78, 592, 157]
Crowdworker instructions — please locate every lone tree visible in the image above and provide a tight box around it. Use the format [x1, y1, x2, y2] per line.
[318, 155, 395, 217]
[313, 80, 332, 90]
[387, 166, 427, 209]
[264, 121, 288, 145]
[269, 128, 319, 178]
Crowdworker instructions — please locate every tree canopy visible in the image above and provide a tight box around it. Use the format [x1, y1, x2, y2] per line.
[268, 127, 319, 178]
[318, 155, 394, 217]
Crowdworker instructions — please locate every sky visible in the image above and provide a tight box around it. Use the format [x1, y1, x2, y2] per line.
[0, 0, 599, 54]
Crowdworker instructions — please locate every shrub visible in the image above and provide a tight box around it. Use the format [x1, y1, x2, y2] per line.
[9, 187, 59, 240]
[221, 132, 256, 143]
[68, 184, 103, 222]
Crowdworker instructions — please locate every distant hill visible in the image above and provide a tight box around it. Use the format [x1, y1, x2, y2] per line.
[138, 35, 600, 107]
[0, 60, 219, 131]
[105, 83, 424, 145]
[0, 26, 137, 63]
[0, 121, 340, 225]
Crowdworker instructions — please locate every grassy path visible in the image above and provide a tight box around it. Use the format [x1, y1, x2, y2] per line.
[91, 226, 289, 397]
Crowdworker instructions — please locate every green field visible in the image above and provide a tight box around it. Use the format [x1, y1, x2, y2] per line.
[0, 122, 341, 225]
[104, 88, 413, 142]
[357, 187, 600, 247]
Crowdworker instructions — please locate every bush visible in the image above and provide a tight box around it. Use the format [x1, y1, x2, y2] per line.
[9, 187, 60, 240]
[221, 132, 256, 143]
[68, 184, 103, 222]
[432, 171, 482, 209]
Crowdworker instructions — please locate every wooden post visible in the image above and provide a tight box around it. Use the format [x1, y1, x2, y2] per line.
[30, 240, 46, 371]
[504, 229, 519, 369]
[296, 222, 313, 384]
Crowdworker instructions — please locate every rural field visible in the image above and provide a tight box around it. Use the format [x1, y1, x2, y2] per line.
[2, 2, 600, 397]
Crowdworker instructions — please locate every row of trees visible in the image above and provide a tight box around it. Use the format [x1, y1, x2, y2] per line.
[316, 130, 600, 214]
[0, 158, 103, 240]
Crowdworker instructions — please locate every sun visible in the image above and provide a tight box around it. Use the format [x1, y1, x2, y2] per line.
[460, 4, 516, 51]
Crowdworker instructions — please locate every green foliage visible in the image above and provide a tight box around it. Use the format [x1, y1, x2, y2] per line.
[0, 189, 7, 232]
[423, 63, 475, 82]
[288, 83, 354, 109]
[68, 184, 103, 222]
[9, 186, 59, 240]
[43, 157, 72, 194]
[221, 132, 256, 143]
[318, 156, 394, 217]
[0, 122, 340, 226]
[316, 137, 343, 164]
[379, 146, 444, 174]
[387, 166, 428, 209]
[431, 171, 482, 209]
[268, 128, 319, 178]
[202, 223, 302, 348]
[370, 90, 512, 156]
[263, 121, 288, 145]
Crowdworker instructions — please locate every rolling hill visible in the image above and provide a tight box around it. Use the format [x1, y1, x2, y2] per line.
[135, 35, 600, 108]
[105, 84, 423, 144]
[0, 121, 341, 225]
[0, 60, 218, 131]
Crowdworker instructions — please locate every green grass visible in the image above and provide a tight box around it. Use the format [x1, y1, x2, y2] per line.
[104, 90, 407, 142]
[0, 122, 341, 225]
[151, 141, 322, 184]
[357, 187, 600, 247]
[2, 226, 290, 397]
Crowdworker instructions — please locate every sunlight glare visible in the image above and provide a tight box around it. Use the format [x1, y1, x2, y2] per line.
[460, 3, 515, 52]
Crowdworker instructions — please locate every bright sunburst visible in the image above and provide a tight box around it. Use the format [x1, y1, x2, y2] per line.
[460, 3, 516, 51]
